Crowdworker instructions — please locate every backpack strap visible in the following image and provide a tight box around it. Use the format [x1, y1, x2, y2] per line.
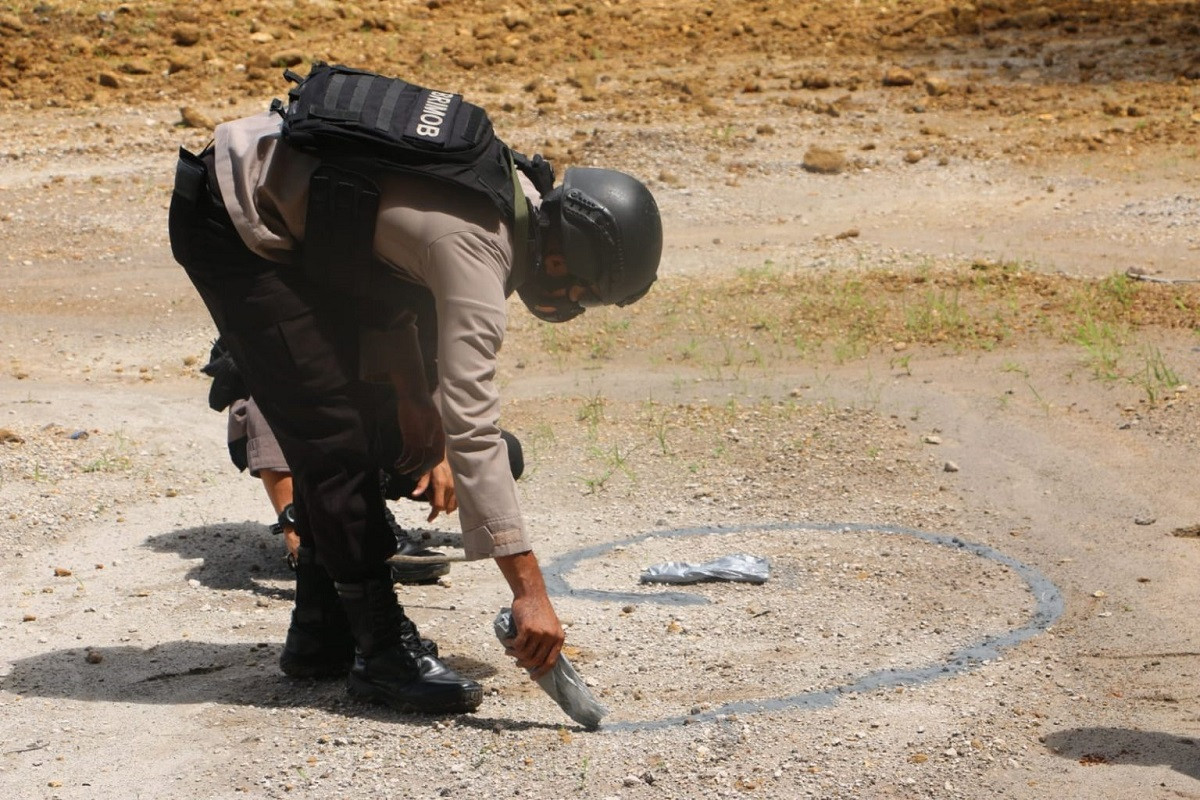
[301, 164, 381, 305]
[506, 149, 555, 294]
[507, 152, 532, 296]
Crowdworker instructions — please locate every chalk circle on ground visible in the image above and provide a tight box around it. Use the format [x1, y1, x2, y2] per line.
[540, 521, 1063, 732]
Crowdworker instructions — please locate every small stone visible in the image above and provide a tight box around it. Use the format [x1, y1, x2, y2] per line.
[943, 461, 960, 473]
[924, 76, 950, 96]
[85, 650, 104, 664]
[179, 107, 215, 129]
[118, 61, 155, 76]
[269, 50, 305, 67]
[882, 66, 916, 87]
[54, 567, 72, 577]
[658, 170, 682, 186]
[171, 24, 202, 46]
[923, 435, 942, 445]
[0, 13, 26, 33]
[800, 72, 832, 90]
[801, 146, 846, 174]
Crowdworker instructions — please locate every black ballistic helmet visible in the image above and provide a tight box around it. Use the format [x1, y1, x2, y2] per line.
[550, 167, 663, 308]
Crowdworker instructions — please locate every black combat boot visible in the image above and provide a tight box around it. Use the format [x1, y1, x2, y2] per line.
[336, 576, 483, 714]
[279, 547, 355, 678]
[382, 507, 450, 585]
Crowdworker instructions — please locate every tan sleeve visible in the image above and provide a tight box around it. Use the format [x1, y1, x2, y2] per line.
[370, 173, 531, 560]
[461, 514, 530, 561]
[423, 231, 532, 560]
[358, 313, 421, 384]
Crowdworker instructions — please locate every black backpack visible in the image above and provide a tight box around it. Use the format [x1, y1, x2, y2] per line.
[271, 62, 553, 219]
[269, 62, 552, 295]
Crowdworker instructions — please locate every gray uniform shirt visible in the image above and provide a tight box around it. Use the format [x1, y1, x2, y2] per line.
[213, 112, 536, 560]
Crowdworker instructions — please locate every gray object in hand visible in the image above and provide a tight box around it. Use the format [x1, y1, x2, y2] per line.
[640, 553, 770, 584]
[493, 608, 608, 730]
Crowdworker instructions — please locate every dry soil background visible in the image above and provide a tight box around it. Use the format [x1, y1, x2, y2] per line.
[2, 1, 1200, 799]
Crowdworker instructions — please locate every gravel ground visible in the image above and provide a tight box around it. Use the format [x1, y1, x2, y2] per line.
[4, 2, 1200, 798]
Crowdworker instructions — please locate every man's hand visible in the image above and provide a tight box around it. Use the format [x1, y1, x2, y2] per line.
[496, 551, 564, 680]
[393, 398, 445, 477]
[507, 593, 564, 679]
[412, 457, 457, 522]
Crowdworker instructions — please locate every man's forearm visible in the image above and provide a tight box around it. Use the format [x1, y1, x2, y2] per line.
[495, 550, 548, 598]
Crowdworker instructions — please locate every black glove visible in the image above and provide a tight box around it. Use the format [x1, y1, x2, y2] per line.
[200, 337, 249, 411]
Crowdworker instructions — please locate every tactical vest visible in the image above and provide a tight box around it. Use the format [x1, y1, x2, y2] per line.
[270, 63, 554, 297]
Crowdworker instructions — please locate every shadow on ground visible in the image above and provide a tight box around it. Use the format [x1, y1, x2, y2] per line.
[1043, 727, 1200, 781]
[0, 640, 505, 715]
[144, 521, 295, 599]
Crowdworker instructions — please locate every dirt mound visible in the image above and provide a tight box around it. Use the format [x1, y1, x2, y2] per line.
[3, 1, 1197, 157]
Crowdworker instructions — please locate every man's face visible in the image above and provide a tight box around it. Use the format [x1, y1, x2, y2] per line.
[528, 254, 599, 317]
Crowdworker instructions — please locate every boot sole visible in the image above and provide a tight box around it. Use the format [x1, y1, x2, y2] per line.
[346, 672, 483, 714]
[387, 554, 451, 585]
[389, 562, 450, 585]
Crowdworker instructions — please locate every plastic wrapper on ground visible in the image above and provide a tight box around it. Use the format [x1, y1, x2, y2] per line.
[493, 608, 608, 730]
[639, 553, 770, 584]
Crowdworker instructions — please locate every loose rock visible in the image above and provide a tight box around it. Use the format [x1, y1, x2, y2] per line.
[882, 66, 916, 87]
[171, 25, 202, 46]
[802, 146, 846, 174]
[179, 107, 215, 129]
